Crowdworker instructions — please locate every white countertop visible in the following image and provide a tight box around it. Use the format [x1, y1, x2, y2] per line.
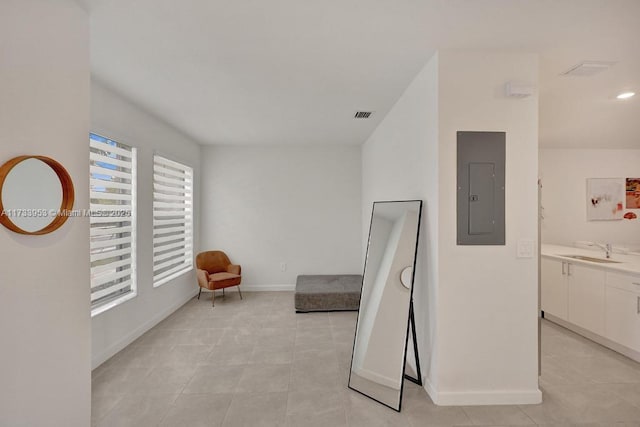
[542, 243, 640, 276]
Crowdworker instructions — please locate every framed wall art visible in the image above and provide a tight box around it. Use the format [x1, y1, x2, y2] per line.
[586, 178, 624, 221]
[626, 178, 640, 210]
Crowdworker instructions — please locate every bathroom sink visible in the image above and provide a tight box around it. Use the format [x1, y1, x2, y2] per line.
[559, 254, 621, 264]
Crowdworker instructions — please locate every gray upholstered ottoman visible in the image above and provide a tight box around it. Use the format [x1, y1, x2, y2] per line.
[295, 275, 363, 312]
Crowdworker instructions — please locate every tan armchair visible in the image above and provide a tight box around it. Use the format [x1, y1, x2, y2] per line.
[195, 250, 242, 306]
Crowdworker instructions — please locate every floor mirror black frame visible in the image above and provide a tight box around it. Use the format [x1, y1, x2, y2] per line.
[348, 200, 423, 412]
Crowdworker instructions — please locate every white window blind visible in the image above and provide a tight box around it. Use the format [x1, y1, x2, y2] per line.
[153, 155, 193, 287]
[90, 133, 137, 316]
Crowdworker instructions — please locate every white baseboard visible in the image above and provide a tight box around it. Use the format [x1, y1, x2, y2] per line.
[240, 284, 295, 291]
[353, 366, 401, 390]
[424, 379, 542, 406]
[435, 389, 542, 406]
[423, 377, 438, 403]
[91, 288, 199, 370]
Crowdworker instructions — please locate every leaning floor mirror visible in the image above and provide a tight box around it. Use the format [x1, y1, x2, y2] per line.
[349, 200, 423, 411]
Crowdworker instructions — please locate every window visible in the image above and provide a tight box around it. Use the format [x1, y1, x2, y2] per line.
[152, 155, 193, 286]
[89, 133, 137, 316]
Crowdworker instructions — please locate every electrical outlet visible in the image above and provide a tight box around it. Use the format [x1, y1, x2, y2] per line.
[280, 262, 287, 272]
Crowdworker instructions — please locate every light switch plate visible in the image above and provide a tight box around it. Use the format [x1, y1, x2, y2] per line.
[517, 239, 535, 258]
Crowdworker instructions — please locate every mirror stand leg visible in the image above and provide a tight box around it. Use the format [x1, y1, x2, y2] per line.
[404, 301, 423, 386]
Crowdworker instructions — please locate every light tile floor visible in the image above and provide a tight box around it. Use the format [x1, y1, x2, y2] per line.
[92, 291, 640, 426]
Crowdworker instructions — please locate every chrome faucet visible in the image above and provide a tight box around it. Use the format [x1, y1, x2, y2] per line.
[595, 242, 612, 259]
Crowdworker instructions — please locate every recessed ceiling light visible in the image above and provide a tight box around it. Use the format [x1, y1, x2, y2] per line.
[617, 92, 635, 100]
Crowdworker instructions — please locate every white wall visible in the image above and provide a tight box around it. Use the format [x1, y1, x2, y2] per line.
[436, 50, 540, 405]
[0, 1, 91, 425]
[91, 80, 201, 368]
[362, 50, 540, 405]
[362, 52, 440, 390]
[200, 145, 361, 289]
[540, 149, 640, 248]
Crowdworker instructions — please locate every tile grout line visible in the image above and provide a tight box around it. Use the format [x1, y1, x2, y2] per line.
[94, 296, 640, 426]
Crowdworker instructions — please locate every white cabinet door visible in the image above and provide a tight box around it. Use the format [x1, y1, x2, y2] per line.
[541, 258, 568, 320]
[605, 277, 640, 353]
[568, 263, 606, 335]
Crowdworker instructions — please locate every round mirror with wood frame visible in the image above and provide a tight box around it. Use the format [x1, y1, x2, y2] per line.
[0, 155, 75, 235]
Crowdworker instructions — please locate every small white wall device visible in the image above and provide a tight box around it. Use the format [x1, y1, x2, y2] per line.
[505, 82, 535, 98]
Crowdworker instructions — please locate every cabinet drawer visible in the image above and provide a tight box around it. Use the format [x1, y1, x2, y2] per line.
[606, 271, 640, 293]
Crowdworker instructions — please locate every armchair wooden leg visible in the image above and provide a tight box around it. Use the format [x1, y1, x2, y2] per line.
[211, 290, 215, 307]
[237, 286, 243, 300]
[222, 288, 225, 297]
[197, 288, 202, 300]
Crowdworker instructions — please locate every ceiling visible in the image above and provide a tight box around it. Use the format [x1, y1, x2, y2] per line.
[89, 0, 640, 148]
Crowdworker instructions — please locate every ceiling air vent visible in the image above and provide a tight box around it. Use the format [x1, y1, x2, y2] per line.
[354, 111, 373, 119]
[561, 61, 616, 77]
